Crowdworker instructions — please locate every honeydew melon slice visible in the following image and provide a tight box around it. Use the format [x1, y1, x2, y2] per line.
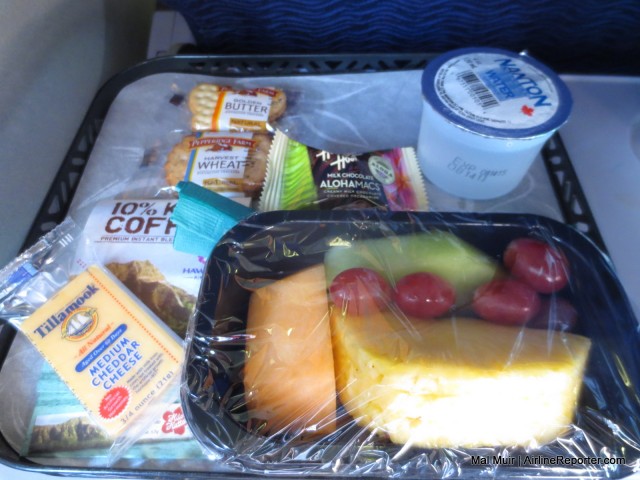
[324, 231, 502, 307]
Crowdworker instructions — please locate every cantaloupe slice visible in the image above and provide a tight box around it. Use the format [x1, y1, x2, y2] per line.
[244, 265, 336, 436]
[331, 308, 591, 448]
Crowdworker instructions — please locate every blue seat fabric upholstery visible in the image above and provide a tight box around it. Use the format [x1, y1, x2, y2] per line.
[160, 0, 640, 74]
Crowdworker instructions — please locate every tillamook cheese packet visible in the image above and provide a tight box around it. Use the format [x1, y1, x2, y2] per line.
[0, 219, 184, 462]
[21, 265, 183, 437]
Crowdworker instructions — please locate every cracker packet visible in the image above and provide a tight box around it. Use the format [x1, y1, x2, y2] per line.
[259, 131, 429, 211]
[188, 84, 286, 132]
[164, 131, 273, 205]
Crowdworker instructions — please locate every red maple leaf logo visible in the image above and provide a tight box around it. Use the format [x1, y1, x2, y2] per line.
[521, 105, 534, 116]
[162, 407, 187, 435]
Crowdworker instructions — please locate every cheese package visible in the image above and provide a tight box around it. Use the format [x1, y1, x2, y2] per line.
[21, 265, 183, 437]
[0, 218, 185, 462]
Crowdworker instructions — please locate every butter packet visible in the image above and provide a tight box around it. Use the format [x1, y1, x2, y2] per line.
[259, 131, 429, 211]
[0, 218, 183, 463]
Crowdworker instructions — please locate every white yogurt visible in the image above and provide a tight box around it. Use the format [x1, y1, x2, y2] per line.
[418, 48, 572, 199]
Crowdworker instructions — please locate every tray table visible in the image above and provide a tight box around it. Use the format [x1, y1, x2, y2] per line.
[0, 54, 606, 479]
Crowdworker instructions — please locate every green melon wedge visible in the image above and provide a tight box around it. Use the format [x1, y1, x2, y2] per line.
[324, 231, 502, 307]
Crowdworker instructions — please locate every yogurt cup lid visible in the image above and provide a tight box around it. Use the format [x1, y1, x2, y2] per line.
[422, 47, 573, 139]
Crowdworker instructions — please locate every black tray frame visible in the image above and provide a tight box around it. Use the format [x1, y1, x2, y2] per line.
[0, 53, 607, 478]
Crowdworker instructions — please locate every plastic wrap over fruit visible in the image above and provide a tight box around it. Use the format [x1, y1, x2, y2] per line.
[181, 210, 640, 478]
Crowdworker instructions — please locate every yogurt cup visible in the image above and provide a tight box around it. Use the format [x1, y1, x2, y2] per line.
[417, 47, 572, 200]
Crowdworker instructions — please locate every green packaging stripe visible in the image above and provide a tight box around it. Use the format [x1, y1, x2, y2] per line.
[280, 138, 318, 210]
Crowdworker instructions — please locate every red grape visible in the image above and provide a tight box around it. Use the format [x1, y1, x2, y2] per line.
[503, 238, 570, 294]
[528, 297, 578, 331]
[472, 279, 541, 325]
[329, 267, 392, 316]
[393, 272, 456, 319]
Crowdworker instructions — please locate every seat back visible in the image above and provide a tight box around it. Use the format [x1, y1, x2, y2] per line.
[160, 0, 640, 73]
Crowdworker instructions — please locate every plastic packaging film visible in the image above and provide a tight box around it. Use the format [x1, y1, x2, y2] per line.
[0, 219, 185, 464]
[182, 210, 640, 477]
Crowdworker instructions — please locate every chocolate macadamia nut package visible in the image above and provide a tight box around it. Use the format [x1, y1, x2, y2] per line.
[260, 131, 428, 211]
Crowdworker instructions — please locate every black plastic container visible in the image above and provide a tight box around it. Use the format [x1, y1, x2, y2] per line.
[184, 210, 640, 478]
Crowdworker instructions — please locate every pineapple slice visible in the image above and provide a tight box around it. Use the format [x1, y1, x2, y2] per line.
[331, 309, 591, 448]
